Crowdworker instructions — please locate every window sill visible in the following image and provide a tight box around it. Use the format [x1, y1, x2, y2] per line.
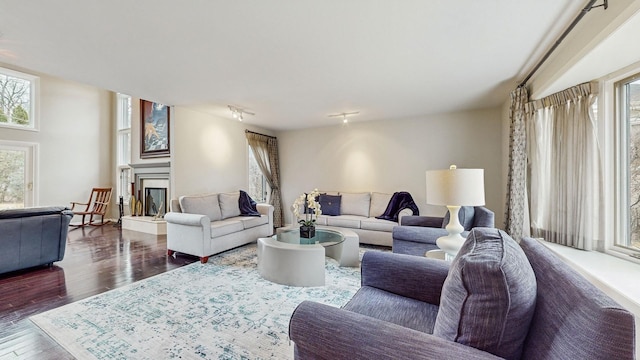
[540, 240, 640, 316]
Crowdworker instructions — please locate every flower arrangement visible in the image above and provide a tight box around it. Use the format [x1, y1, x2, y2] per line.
[292, 188, 322, 227]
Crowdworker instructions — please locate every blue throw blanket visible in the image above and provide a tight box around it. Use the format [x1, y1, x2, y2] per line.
[376, 191, 419, 222]
[239, 190, 261, 216]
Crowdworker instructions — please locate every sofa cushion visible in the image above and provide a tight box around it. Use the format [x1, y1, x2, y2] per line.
[210, 218, 244, 238]
[361, 218, 396, 232]
[238, 215, 268, 229]
[179, 194, 222, 221]
[340, 192, 371, 217]
[433, 228, 536, 360]
[343, 286, 439, 334]
[326, 215, 363, 229]
[369, 192, 392, 218]
[219, 192, 241, 219]
[319, 194, 341, 216]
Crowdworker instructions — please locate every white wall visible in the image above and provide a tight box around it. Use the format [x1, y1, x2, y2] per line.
[277, 108, 504, 227]
[0, 67, 113, 213]
[171, 106, 275, 197]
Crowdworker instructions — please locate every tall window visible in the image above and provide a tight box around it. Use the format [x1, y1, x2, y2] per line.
[248, 146, 267, 203]
[117, 94, 132, 204]
[615, 74, 640, 255]
[0, 67, 38, 130]
[0, 141, 37, 209]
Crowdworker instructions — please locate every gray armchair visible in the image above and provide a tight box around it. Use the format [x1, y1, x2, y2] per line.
[392, 206, 494, 256]
[289, 228, 635, 360]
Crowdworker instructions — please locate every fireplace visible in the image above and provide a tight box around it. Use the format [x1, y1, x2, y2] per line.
[129, 162, 171, 218]
[145, 187, 167, 216]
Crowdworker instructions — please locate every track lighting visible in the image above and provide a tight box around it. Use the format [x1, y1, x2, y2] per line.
[228, 105, 255, 122]
[328, 111, 360, 124]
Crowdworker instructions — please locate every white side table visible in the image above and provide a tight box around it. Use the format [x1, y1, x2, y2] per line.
[425, 249, 454, 261]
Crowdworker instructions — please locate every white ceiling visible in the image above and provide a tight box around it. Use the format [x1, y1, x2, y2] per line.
[0, 0, 587, 130]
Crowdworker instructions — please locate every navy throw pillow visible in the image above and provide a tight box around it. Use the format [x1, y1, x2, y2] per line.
[319, 194, 341, 216]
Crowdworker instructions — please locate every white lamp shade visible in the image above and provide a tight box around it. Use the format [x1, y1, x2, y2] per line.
[426, 167, 485, 206]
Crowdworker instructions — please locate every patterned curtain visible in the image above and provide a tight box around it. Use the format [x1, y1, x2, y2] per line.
[504, 86, 530, 240]
[526, 82, 599, 250]
[246, 131, 284, 228]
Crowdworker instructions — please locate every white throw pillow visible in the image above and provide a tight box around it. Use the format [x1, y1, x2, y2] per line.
[179, 193, 222, 221]
[340, 192, 371, 217]
[370, 192, 393, 218]
[219, 192, 241, 219]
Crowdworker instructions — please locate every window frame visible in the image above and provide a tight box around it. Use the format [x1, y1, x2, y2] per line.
[614, 73, 640, 257]
[116, 93, 132, 205]
[602, 66, 640, 263]
[247, 144, 269, 203]
[0, 67, 39, 132]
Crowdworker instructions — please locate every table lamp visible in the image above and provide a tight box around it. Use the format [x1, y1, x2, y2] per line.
[426, 165, 485, 257]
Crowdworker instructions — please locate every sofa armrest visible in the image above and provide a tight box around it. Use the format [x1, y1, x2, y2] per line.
[392, 225, 452, 246]
[396, 208, 415, 225]
[473, 206, 495, 227]
[256, 203, 274, 231]
[289, 301, 502, 360]
[400, 215, 444, 227]
[256, 203, 274, 217]
[361, 251, 449, 304]
[164, 212, 210, 227]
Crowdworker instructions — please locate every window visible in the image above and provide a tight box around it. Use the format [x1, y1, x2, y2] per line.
[248, 147, 268, 203]
[615, 74, 640, 255]
[0, 141, 37, 209]
[0, 67, 38, 130]
[116, 94, 132, 204]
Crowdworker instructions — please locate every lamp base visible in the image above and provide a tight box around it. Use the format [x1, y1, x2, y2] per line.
[436, 205, 465, 258]
[436, 233, 466, 258]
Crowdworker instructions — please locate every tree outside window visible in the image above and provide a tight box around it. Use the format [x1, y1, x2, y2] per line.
[0, 68, 37, 129]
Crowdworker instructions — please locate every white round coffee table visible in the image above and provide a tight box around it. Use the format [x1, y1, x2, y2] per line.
[257, 226, 359, 287]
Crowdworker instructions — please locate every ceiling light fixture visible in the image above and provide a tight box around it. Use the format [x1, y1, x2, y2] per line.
[328, 111, 360, 124]
[228, 105, 255, 122]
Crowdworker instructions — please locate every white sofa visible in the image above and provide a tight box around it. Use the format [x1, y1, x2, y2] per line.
[165, 192, 274, 263]
[293, 192, 416, 247]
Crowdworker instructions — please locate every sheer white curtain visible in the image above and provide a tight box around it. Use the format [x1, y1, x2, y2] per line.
[526, 83, 599, 249]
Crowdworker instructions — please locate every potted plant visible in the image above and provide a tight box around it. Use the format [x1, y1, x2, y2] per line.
[292, 189, 322, 238]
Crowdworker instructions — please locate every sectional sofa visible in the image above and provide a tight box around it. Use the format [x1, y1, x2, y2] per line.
[292, 191, 418, 247]
[165, 192, 274, 263]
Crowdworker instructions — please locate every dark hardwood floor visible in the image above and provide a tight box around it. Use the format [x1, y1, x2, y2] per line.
[0, 225, 198, 360]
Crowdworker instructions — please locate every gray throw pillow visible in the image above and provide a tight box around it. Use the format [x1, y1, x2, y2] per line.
[179, 194, 222, 221]
[433, 227, 537, 360]
[219, 192, 241, 219]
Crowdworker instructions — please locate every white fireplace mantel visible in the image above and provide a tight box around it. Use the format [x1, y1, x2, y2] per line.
[129, 162, 171, 215]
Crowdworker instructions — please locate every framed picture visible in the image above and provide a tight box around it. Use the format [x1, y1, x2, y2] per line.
[140, 99, 170, 158]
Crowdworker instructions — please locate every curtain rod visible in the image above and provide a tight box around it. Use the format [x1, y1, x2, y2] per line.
[518, 0, 607, 88]
[245, 129, 276, 139]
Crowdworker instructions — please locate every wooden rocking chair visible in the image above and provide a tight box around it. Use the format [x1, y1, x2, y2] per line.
[70, 187, 113, 227]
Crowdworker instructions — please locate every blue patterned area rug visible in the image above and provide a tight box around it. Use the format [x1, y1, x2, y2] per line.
[30, 244, 367, 359]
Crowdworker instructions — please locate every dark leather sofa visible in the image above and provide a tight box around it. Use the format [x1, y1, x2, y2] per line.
[0, 206, 73, 274]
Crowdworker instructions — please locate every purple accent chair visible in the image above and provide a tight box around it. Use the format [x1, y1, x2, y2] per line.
[392, 206, 495, 256]
[289, 228, 635, 359]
